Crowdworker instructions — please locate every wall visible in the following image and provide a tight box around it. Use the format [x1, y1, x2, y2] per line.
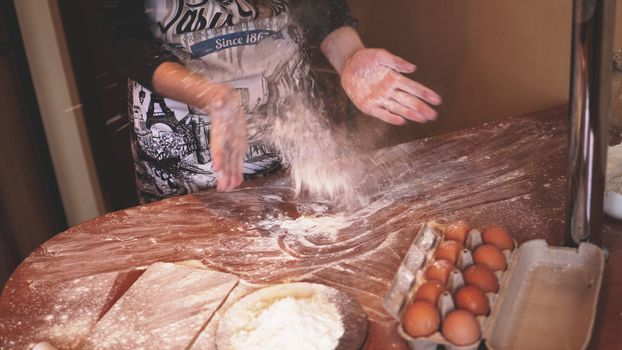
[348, 0, 622, 143]
[14, 0, 105, 226]
[0, 1, 66, 289]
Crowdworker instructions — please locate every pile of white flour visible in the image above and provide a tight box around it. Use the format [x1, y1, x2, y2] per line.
[228, 296, 344, 350]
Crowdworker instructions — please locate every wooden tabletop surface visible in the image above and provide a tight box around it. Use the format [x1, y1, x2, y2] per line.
[1, 106, 620, 350]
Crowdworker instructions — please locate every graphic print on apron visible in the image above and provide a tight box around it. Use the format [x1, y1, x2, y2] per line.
[129, 0, 309, 201]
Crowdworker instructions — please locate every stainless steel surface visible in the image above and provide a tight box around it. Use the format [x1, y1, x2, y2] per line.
[566, 0, 617, 246]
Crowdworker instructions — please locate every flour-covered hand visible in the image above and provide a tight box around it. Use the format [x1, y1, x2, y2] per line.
[151, 62, 247, 191]
[201, 84, 247, 192]
[340, 48, 442, 125]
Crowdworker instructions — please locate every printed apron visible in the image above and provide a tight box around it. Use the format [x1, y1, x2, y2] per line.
[129, 0, 312, 202]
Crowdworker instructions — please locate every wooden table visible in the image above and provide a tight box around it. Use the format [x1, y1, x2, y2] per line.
[1, 106, 620, 349]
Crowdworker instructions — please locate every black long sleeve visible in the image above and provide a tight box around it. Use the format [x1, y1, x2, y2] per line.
[93, 0, 180, 90]
[93, 0, 354, 89]
[289, 0, 355, 47]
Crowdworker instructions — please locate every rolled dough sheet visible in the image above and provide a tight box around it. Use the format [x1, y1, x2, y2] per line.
[81, 262, 238, 350]
[190, 281, 258, 350]
[1, 270, 125, 349]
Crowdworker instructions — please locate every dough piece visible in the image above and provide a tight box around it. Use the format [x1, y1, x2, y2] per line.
[82, 262, 238, 350]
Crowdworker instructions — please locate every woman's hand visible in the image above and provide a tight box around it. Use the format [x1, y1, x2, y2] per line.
[153, 62, 247, 191]
[340, 48, 442, 125]
[320, 27, 442, 125]
[199, 84, 247, 192]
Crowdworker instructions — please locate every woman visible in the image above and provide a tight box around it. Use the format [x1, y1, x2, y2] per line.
[94, 0, 442, 202]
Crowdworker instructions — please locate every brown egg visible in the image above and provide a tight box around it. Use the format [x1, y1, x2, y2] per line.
[442, 310, 481, 346]
[463, 264, 499, 293]
[435, 240, 464, 265]
[454, 285, 490, 316]
[425, 260, 455, 286]
[473, 244, 507, 271]
[445, 221, 470, 244]
[483, 225, 514, 251]
[402, 300, 440, 337]
[414, 281, 445, 306]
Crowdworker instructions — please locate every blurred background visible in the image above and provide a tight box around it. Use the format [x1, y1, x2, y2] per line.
[0, 0, 621, 288]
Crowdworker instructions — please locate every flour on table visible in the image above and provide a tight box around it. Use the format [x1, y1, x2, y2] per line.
[258, 214, 351, 240]
[81, 262, 238, 350]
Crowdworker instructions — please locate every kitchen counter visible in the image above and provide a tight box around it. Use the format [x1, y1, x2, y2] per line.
[1, 106, 620, 349]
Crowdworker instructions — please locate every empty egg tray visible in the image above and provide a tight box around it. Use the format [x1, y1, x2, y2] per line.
[383, 222, 605, 350]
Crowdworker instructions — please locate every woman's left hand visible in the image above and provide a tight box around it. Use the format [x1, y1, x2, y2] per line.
[340, 48, 442, 125]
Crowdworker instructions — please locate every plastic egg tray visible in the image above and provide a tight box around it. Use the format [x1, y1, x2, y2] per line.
[383, 222, 605, 350]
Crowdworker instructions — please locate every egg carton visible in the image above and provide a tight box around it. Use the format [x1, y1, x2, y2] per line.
[383, 222, 605, 350]
[384, 222, 513, 350]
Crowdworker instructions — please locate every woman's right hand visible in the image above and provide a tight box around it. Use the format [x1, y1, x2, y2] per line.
[200, 84, 247, 192]
[153, 62, 247, 192]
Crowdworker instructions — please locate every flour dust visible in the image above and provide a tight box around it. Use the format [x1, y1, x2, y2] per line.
[262, 98, 379, 208]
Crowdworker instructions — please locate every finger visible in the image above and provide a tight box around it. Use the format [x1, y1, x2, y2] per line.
[220, 156, 236, 192]
[219, 179, 232, 192]
[218, 168, 229, 192]
[224, 158, 241, 192]
[392, 90, 438, 121]
[228, 143, 244, 189]
[227, 148, 244, 190]
[212, 144, 223, 171]
[384, 99, 429, 123]
[222, 178, 235, 192]
[377, 50, 417, 74]
[369, 106, 408, 125]
[226, 156, 239, 191]
[231, 169, 243, 189]
[391, 73, 443, 106]
[217, 174, 229, 192]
